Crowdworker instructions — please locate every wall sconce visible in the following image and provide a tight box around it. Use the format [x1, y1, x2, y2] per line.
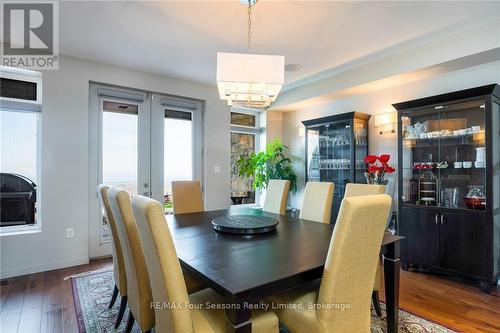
[374, 112, 397, 135]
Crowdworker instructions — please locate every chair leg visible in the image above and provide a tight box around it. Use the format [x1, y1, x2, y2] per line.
[115, 295, 127, 329]
[125, 311, 135, 333]
[108, 284, 119, 309]
[372, 291, 383, 317]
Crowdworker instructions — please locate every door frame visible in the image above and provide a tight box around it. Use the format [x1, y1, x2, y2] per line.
[150, 94, 204, 204]
[88, 83, 204, 258]
[88, 83, 150, 258]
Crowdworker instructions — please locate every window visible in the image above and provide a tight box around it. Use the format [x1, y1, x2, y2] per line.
[231, 112, 256, 127]
[230, 109, 259, 205]
[102, 101, 139, 195]
[164, 110, 193, 213]
[0, 67, 42, 233]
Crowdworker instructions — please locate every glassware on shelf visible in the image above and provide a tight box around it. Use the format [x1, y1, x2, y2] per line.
[463, 185, 486, 210]
[319, 159, 351, 170]
[475, 147, 486, 168]
[442, 188, 459, 207]
[304, 112, 370, 223]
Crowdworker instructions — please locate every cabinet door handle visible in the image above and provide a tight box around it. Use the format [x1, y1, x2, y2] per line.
[435, 214, 439, 224]
[441, 214, 446, 225]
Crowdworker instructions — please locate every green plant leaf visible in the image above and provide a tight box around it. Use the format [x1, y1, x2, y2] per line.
[234, 138, 298, 193]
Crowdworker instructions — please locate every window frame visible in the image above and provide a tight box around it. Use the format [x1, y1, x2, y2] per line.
[0, 67, 42, 236]
[230, 107, 261, 207]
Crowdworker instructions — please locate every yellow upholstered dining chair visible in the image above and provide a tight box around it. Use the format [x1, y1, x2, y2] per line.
[108, 188, 154, 333]
[299, 182, 335, 223]
[344, 183, 386, 317]
[267, 194, 392, 333]
[263, 179, 290, 215]
[344, 183, 385, 198]
[109, 189, 206, 333]
[131, 195, 280, 333]
[97, 185, 128, 328]
[172, 180, 204, 214]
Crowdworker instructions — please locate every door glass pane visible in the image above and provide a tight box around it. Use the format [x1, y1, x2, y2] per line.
[353, 118, 368, 183]
[401, 108, 439, 205]
[102, 101, 138, 195]
[492, 100, 500, 211]
[231, 133, 255, 205]
[318, 121, 352, 191]
[164, 111, 193, 213]
[306, 128, 320, 182]
[438, 99, 485, 209]
[401, 99, 486, 210]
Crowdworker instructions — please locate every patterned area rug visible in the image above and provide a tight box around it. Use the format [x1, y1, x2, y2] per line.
[71, 269, 457, 333]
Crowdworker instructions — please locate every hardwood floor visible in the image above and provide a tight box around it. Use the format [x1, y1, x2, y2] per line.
[1, 258, 499, 333]
[0, 259, 110, 333]
[379, 267, 500, 333]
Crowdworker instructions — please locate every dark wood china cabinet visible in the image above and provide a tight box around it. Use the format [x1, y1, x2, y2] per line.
[393, 84, 500, 293]
[302, 112, 370, 224]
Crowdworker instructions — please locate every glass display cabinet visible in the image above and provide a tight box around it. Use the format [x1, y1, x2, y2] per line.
[394, 84, 500, 293]
[303, 112, 370, 224]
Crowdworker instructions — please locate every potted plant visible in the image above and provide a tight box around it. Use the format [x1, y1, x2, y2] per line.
[236, 139, 297, 193]
[364, 154, 396, 185]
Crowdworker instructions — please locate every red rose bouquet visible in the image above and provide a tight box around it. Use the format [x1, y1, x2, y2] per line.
[364, 154, 395, 185]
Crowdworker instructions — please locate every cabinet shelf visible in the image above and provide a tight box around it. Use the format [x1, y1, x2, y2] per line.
[403, 131, 484, 141]
[403, 167, 486, 171]
[401, 203, 487, 214]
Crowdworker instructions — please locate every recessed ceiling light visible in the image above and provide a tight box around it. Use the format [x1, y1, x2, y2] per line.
[285, 64, 302, 72]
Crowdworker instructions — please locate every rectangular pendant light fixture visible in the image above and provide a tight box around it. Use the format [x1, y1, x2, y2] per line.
[216, 52, 285, 108]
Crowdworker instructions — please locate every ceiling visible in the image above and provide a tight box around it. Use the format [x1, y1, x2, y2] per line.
[57, 1, 500, 88]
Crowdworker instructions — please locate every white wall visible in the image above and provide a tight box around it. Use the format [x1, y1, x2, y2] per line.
[282, 61, 500, 209]
[0, 55, 231, 278]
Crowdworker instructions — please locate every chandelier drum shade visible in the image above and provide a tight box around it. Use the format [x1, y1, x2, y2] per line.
[216, 52, 285, 108]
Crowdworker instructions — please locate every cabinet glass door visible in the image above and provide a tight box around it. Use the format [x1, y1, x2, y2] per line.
[401, 108, 439, 205]
[437, 99, 486, 210]
[401, 99, 486, 210]
[320, 121, 351, 196]
[353, 118, 368, 182]
[307, 120, 352, 222]
[306, 127, 320, 182]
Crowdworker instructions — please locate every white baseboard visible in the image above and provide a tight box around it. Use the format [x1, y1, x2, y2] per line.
[0, 256, 89, 279]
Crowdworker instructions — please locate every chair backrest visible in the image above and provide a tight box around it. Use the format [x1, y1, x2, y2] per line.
[299, 182, 334, 223]
[344, 183, 386, 292]
[317, 194, 391, 332]
[132, 195, 194, 333]
[97, 185, 127, 296]
[263, 179, 290, 215]
[171, 181, 204, 214]
[344, 183, 385, 198]
[108, 188, 154, 332]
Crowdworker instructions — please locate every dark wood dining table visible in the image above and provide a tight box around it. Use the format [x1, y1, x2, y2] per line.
[166, 207, 403, 333]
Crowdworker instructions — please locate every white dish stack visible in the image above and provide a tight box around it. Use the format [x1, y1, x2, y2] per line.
[475, 147, 486, 168]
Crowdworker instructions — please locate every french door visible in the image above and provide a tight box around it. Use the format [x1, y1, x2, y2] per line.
[89, 84, 203, 257]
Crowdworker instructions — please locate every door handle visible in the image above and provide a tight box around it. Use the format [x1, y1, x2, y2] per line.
[435, 214, 439, 225]
[441, 214, 446, 225]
